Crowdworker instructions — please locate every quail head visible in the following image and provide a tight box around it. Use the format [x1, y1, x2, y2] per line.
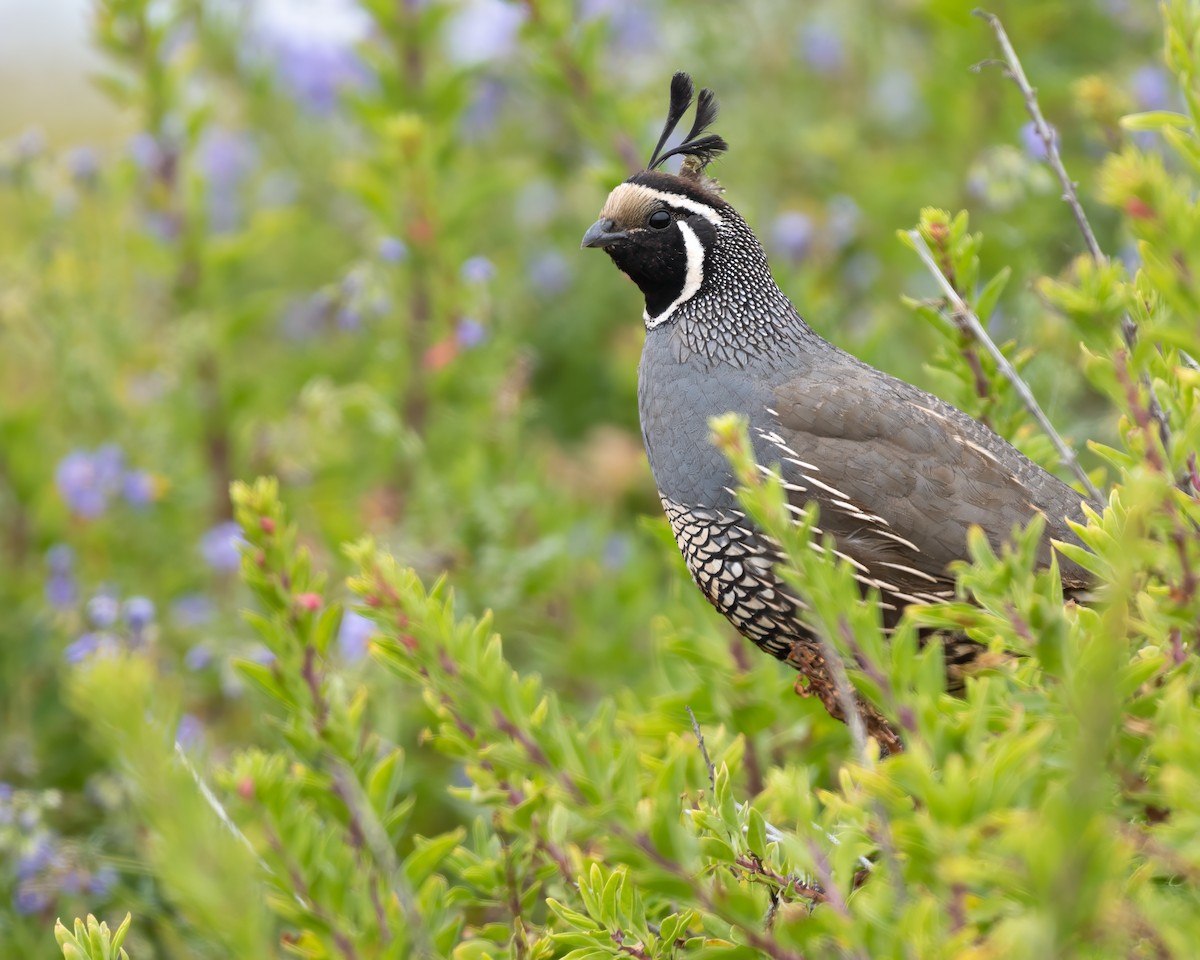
[582, 72, 1094, 699]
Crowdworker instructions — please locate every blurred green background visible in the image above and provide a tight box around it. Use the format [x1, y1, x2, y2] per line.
[0, 0, 1169, 950]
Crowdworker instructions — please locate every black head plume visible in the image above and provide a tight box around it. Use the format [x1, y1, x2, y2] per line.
[647, 73, 728, 175]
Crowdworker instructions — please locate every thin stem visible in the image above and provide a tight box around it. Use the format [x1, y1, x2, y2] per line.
[907, 230, 1102, 501]
[973, 9, 1183, 464]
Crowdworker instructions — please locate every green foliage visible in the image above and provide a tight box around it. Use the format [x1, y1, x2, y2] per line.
[1, 0, 1199, 956]
[55, 913, 132, 960]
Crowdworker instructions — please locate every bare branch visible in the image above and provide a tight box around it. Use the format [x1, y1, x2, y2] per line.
[907, 230, 1102, 501]
[972, 9, 1102, 259]
[974, 8, 1188, 469]
[686, 705, 717, 794]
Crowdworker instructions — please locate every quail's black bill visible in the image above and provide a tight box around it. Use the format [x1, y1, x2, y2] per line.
[581, 218, 626, 249]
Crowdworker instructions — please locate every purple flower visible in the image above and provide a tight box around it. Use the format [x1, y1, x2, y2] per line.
[13, 882, 49, 915]
[461, 77, 507, 140]
[16, 839, 55, 880]
[580, 0, 659, 55]
[65, 146, 100, 185]
[127, 132, 164, 173]
[527, 250, 571, 296]
[123, 596, 156, 631]
[123, 469, 156, 506]
[250, 1, 371, 113]
[337, 610, 375, 662]
[456, 318, 488, 348]
[1020, 121, 1056, 161]
[1131, 65, 1172, 112]
[443, 0, 527, 66]
[770, 211, 814, 262]
[47, 544, 74, 573]
[279, 292, 333, 341]
[199, 520, 246, 573]
[44, 544, 77, 610]
[336, 303, 363, 331]
[56, 450, 113, 518]
[184, 642, 213, 670]
[89, 865, 118, 898]
[86, 592, 120, 629]
[461, 255, 496, 284]
[64, 632, 118, 664]
[602, 533, 632, 570]
[173, 593, 216, 627]
[377, 236, 408, 263]
[176, 714, 205, 752]
[199, 128, 256, 233]
[799, 21, 845, 75]
[246, 643, 276, 665]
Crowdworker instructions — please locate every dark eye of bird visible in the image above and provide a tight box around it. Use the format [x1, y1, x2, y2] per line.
[648, 210, 672, 229]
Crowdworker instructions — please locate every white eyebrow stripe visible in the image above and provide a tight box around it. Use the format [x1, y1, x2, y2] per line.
[624, 183, 723, 226]
[644, 220, 705, 328]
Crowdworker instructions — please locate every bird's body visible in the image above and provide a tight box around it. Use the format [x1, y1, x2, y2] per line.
[584, 76, 1093, 688]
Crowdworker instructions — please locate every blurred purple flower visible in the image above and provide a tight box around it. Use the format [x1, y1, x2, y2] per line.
[123, 469, 156, 507]
[0, 782, 12, 803]
[246, 643, 276, 665]
[593, 1, 659, 55]
[336, 304, 363, 331]
[44, 544, 77, 610]
[89, 865, 118, 898]
[1020, 121, 1056, 161]
[56, 446, 126, 519]
[461, 255, 496, 284]
[16, 838, 55, 880]
[65, 146, 100, 186]
[1131, 65, 1172, 111]
[770, 211, 814, 263]
[173, 593, 216, 627]
[444, 0, 527, 66]
[176, 714, 205, 752]
[13, 882, 49, 915]
[602, 533, 632, 570]
[377, 236, 408, 263]
[456, 318, 488, 348]
[279, 291, 333, 341]
[527, 250, 571, 296]
[64, 632, 118, 664]
[199, 520, 246, 573]
[86, 592, 120, 629]
[47, 544, 73, 573]
[127, 132, 164, 173]
[337, 610, 375, 662]
[123, 596, 156, 632]
[461, 76, 507, 140]
[184, 642, 213, 670]
[799, 21, 845, 75]
[199, 128, 256, 233]
[250, 0, 371, 113]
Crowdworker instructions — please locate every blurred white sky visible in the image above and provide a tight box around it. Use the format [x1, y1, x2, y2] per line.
[0, 0, 369, 144]
[0, 0, 119, 142]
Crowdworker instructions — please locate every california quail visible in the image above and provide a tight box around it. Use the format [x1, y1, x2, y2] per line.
[582, 73, 1095, 702]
